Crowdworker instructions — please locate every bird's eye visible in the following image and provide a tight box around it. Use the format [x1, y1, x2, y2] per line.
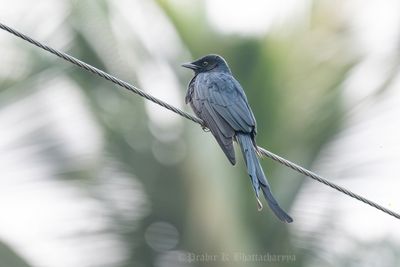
[202, 61, 208, 66]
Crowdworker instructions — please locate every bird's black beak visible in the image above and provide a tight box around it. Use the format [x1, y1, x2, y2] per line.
[181, 62, 199, 70]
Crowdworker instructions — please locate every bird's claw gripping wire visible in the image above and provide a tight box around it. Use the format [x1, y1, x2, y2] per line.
[201, 125, 210, 132]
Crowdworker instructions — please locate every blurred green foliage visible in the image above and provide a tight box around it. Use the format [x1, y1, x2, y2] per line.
[0, 241, 32, 267]
[2, 1, 395, 267]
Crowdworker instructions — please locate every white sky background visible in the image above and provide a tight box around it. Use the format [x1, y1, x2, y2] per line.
[0, 0, 399, 267]
[205, 0, 400, 253]
[290, 0, 400, 264]
[205, 0, 310, 35]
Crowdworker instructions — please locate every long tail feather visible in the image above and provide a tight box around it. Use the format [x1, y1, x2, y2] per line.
[236, 133, 293, 223]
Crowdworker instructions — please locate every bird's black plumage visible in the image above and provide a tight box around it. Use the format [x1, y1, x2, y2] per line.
[182, 54, 293, 223]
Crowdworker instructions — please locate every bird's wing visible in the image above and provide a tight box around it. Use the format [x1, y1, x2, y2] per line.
[196, 72, 256, 133]
[190, 73, 256, 165]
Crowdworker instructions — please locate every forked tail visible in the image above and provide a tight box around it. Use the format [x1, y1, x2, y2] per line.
[236, 133, 293, 223]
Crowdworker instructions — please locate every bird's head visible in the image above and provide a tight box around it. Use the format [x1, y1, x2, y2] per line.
[181, 54, 231, 74]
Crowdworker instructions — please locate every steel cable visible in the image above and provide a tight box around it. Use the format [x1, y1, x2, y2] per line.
[1, 22, 399, 220]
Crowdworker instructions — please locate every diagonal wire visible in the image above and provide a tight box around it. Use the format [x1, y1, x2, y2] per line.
[1, 22, 399, 220]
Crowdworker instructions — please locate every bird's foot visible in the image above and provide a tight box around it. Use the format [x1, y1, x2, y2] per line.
[255, 147, 264, 158]
[201, 125, 210, 132]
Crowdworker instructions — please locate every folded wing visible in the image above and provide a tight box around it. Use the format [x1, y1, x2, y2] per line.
[189, 73, 257, 165]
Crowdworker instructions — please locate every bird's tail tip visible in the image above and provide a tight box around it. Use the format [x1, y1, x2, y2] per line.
[261, 186, 294, 223]
[281, 213, 294, 223]
[271, 205, 293, 223]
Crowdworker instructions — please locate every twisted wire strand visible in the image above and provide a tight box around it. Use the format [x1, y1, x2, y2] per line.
[1, 22, 399, 220]
[258, 148, 400, 219]
[0, 23, 203, 126]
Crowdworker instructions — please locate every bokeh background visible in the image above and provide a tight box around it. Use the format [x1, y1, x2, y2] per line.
[1, 0, 400, 267]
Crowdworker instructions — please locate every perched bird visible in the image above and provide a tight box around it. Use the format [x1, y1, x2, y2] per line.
[182, 54, 293, 223]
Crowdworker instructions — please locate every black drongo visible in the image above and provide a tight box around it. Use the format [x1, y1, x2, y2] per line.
[182, 54, 293, 223]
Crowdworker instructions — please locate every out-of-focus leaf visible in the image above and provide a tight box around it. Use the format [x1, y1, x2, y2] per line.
[0, 241, 32, 267]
